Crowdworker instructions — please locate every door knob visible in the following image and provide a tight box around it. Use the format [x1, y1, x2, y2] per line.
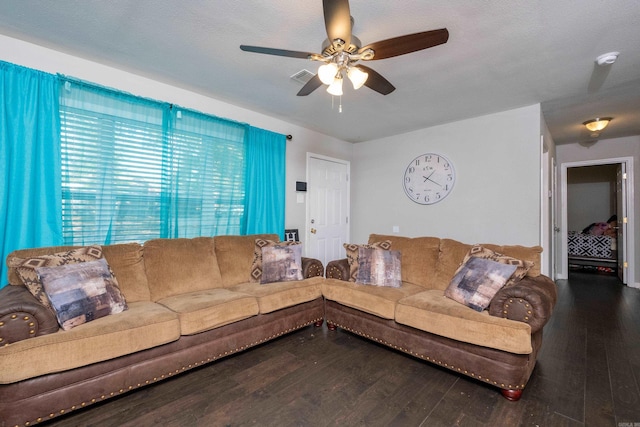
[311, 228, 317, 234]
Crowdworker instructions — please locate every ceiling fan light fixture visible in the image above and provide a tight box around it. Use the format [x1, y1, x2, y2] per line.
[318, 62, 339, 85]
[347, 66, 368, 90]
[327, 76, 344, 96]
[583, 117, 612, 132]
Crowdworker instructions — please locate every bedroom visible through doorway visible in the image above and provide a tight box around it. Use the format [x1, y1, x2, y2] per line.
[560, 157, 634, 286]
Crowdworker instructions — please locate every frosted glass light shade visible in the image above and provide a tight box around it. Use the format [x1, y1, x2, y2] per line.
[347, 66, 368, 90]
[327, 77, 343, 96]
[318, 63, 339, 85]
[583, 118, 612, 132]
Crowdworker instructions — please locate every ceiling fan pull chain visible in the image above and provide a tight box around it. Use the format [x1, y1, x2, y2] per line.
[339, 96, 343, 113]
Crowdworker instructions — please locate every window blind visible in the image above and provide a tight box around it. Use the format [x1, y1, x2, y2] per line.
[59, 79, 247, 246]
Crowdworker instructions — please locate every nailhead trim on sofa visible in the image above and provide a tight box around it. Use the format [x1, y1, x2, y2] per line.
[21, 316, 323, 426]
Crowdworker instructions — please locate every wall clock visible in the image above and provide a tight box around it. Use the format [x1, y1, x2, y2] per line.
[403, 153, 456, 205]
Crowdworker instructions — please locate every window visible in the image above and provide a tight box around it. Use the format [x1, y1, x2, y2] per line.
[60, 79, 247, 245]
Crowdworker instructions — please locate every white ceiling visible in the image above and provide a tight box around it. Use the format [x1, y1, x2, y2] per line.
[0, 0, 638, 144]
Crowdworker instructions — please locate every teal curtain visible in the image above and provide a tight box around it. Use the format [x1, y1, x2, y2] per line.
[164, 107, 247, 237]
[242, 126, 286, 239]
[59, 78, 169, 245]
[0, 62, 62, 288]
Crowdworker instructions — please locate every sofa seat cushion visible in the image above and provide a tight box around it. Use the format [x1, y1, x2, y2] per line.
[395, 290, 532, 354]
[322, 279, 424, 319]
[0, 301, 180, 384]
[228, 276, 324, 314]
[157, 289, 260, 335]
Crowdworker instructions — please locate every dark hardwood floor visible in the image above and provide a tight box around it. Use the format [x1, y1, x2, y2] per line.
[45, 272, 640, 427]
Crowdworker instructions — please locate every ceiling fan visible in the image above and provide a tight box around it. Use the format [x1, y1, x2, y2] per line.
[240, 0, 449, 97]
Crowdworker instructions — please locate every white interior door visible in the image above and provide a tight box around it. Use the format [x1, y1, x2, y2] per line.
[616, 163, 627, 283]
[306, 155, 350, 267]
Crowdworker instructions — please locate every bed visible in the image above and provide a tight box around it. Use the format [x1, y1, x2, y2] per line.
[568, 231, 617, 273]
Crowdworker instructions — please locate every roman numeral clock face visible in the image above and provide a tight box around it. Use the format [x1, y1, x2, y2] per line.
[403, 153, 456, 205]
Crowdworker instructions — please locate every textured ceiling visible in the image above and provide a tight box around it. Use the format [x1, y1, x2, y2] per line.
[0, 0, 638, 144]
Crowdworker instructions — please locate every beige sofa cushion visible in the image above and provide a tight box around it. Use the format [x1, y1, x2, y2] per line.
[432, 239, 543, 291]
[157, 289, 260, 335]
[214, 234, 279, 287]
[0, 301, 180, 384]
[322, 279, 424, 319]
[102, 243, 150, 302]
[368, 234, 440, 289]
[229, 276, 324, 314]
[144, 237, 223, 301]
[395, 290, 532, 354]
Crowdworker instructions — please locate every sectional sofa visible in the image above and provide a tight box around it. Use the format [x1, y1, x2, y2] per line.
[0, 233, 556, 426]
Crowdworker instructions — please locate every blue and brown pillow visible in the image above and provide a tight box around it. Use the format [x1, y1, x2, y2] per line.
[444, 257, 517, 312]
[343, 240, 392, 282]
[8, 245, 113, 309]
[36, 258, 128, 330]
[355, 247, 402, 288]
[251, 239, 302, 283]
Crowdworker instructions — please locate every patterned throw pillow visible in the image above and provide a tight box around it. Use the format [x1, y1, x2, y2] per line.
[250, 239, 301, 283]
[343, 241, 392, 282]
[355, 247, 402, 288]
[458, 245, 533, 287]
[8, 245, 111, 308]
[260, 244, 304, 284]
[444, 257, 517, 312]
[36, 258, 128, 330]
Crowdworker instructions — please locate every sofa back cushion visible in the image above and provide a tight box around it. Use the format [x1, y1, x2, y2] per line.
[214, 234, 279, 287]
[102, 243, 150, 302]
[368, 234, 440, 289]
[143, 237, 222, 301]
[432, 238, 543, 291]
[7, 243, 150, 302]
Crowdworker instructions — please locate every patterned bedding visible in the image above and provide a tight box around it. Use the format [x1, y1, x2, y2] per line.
[568, 232, 616, 259]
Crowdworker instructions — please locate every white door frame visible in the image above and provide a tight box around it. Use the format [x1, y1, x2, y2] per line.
[559, 156, 635, 286]
[305, 152, 351, 258]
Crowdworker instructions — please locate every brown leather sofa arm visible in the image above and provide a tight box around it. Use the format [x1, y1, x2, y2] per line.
[489, 275, 557, 334]
[0, 285, 59, 345]
[325, 258, 349, 280]
[302, 257, 324, 278]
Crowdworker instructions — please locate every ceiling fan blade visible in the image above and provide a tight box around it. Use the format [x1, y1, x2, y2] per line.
[356, 65, 395, 95]
[297, 74, 323, 96]
[359, 28, 449, 60]
[240, 45, 314, 59]
[323, 0, 351, 47]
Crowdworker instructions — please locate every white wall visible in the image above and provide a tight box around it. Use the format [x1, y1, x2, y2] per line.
[567, 165, 616, 232]
[557, 135, 640, 286]
[0, 35, 353, 235]
[351, 104, 543, 246]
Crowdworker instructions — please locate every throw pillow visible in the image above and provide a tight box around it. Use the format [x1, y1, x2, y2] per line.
[460, 245, 533, 287]
[250, 239, 301, 283]
[36, 258, 128, 330]
[355, 247, 402, 288]
[343, 240, 392, 282]
[8, 245, 110, 308]
[444, 257, 517, 312]
[260, 244, 304, 284]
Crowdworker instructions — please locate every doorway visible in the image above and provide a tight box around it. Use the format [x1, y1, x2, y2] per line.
[305, 153, 350, 267]
[559, 157, 635, 285]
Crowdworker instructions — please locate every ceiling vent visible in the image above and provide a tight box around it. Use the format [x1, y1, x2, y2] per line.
[290, 69, 315, 85]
